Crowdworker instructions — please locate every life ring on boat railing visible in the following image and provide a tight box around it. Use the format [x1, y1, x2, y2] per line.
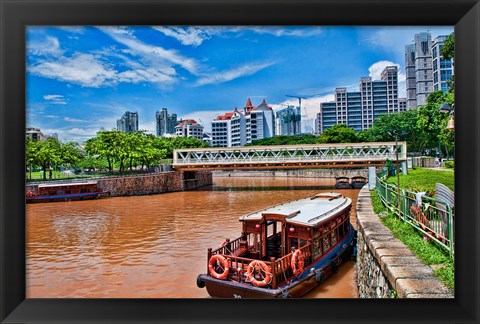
[26, 191, 34, 198]
[246, 260, 272, 287]
[291, 249, 305, 276]
[208, 255, 230, 280]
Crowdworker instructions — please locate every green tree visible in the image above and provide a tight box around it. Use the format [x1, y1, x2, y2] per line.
[33, 138, 63, 180]
[26, 137, 39, 180]
[60, 141, 83, 169]
[248, 134, 318, 146]
[441, 32, 454, 93]
[416, 91, 453, 155]
[317, 124, 357, 144]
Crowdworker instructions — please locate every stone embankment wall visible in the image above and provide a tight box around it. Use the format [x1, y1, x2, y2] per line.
[213, 169, 369, 180]
[355, 186, 453, 298]
[96, 171, 212, 197]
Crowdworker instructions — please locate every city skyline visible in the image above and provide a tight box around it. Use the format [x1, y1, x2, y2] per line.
[26, 25, 453, 142]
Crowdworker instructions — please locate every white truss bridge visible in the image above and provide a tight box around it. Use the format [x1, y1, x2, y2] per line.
[173, 142, 407, 170]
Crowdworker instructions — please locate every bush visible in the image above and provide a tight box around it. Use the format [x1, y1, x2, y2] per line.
[444, 161, 454, 169]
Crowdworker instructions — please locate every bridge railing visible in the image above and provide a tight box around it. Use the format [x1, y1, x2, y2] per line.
[173, 142, 407, 166]
[375, 173, 455, 258]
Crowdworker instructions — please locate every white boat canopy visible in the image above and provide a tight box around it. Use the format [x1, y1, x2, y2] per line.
[239, 192, 351, 227]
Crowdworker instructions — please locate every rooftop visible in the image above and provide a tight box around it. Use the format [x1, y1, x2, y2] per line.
[239, 192, 351, 227]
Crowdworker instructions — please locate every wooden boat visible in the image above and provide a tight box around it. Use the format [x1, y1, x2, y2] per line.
[350, 176, 367, 189]
[26, 182, 109, 203]
[335, 176, 351, 189]
[196, 192, 356, 298]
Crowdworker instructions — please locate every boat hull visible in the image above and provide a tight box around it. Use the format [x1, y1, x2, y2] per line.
[26, 192, 107, 203]
[335, 182, 351, 189]
[199, 225, 356, 298]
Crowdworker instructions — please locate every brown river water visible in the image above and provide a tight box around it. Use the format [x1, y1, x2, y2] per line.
[26, 176, 359, 298]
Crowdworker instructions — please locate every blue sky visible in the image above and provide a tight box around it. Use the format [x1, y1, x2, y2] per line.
[26, 26, 453, 142]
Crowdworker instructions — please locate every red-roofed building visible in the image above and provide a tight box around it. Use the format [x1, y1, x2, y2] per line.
[175, 119, 204, 141]
[211, 98, 275, 147]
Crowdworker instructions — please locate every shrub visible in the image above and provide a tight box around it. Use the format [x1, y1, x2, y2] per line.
[444, 161, 454, 169]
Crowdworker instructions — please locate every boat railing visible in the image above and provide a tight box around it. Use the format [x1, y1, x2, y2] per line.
[209, 239, 311, 289]
[272, 243, 311, 288]
[211, 235, 253, 256]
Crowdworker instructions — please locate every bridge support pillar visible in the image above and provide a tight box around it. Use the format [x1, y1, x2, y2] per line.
[402, 162, 408, 175]
[368, 167, 376, 190]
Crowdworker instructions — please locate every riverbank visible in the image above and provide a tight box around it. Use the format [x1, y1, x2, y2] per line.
[356, 186, 453, 298]
[370, 189, 454, 289]
[26, 170, 213, 197]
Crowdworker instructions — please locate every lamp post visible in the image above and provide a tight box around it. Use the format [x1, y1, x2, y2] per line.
[388, 130, 405, 219]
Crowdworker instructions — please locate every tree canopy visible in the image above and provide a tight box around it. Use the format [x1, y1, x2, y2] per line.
[317, 124, 358, 144]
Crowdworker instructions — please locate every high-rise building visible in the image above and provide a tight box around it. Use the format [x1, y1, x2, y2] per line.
[405, 43, 417, 109]
[26, 128, 44, 140]
[432, 35, 454, 92]
[175, 119, 204, 141]
[155, 108, 178, 136]
[275, 105, 301, 136]
[248, 99, 275, 142]
[212, 111, 242, 147]
[405, 32, 435, 108]
[211, 98, 275, 147]
[414, 32, 434, 106]
[399, 98, 407, 112]
[117, 111, 138, 132]
[381, 66, 399, 113]
[316, 66, 399, 133]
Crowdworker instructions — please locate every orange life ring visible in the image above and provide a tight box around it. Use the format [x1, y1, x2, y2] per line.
[208, 255, 229, 280]
[246, 260, 272, 287]
[26, 191, 34, 198]
[291, 249, 305, 276]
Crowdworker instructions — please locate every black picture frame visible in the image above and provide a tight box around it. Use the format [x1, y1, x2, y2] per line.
[1, 0, 479, 323]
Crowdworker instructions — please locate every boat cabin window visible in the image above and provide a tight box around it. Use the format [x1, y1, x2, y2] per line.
[49, 190, 56, 196]
[66, 190, 71, 194]
[290, 238, 307, 250]
[80, 188, 87, 193]
[57, 190, 64, 195]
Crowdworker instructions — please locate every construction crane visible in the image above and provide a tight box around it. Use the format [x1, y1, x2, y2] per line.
[286, 95, 308, 133]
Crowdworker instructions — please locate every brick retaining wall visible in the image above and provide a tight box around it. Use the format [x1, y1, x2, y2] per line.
[355, 185, 453, 298]
[95, 171, 212, 197]
[213, 169, 369, 180]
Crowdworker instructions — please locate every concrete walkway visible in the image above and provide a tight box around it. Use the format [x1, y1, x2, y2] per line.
[356, 186, 453, 298]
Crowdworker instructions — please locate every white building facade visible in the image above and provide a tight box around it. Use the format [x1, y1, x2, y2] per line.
[175, 119, 204, 141]
[211, 98, 275, 147]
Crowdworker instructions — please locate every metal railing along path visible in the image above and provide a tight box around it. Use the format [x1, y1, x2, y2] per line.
[173, 142, 407, 170]
[375, 172, 455, 257]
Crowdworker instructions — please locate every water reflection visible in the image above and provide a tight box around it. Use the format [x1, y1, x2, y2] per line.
[26, 176, 359, 298]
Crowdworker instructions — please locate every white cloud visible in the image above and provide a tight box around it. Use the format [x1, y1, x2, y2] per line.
[195, 61, 275, 86]
[151, 26, 323, 46]
[239, 26, 323, 37]
[42, 127, 100, 143]
[27, 36, 64, 57]
[30, 53, 117, 87]
[152, 26, 212, 46]
[99, 26, 198, 75]
[43, 94, 68, 105]
[178, 110, 228, 133]
[64, 117, 88, 123]
[56, 26, 85, 34]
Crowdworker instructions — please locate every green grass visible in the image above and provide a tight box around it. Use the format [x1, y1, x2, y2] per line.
[370, 190, 454, 290]
[26, 171, 97, 181]
[386, 167, 454, 196]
